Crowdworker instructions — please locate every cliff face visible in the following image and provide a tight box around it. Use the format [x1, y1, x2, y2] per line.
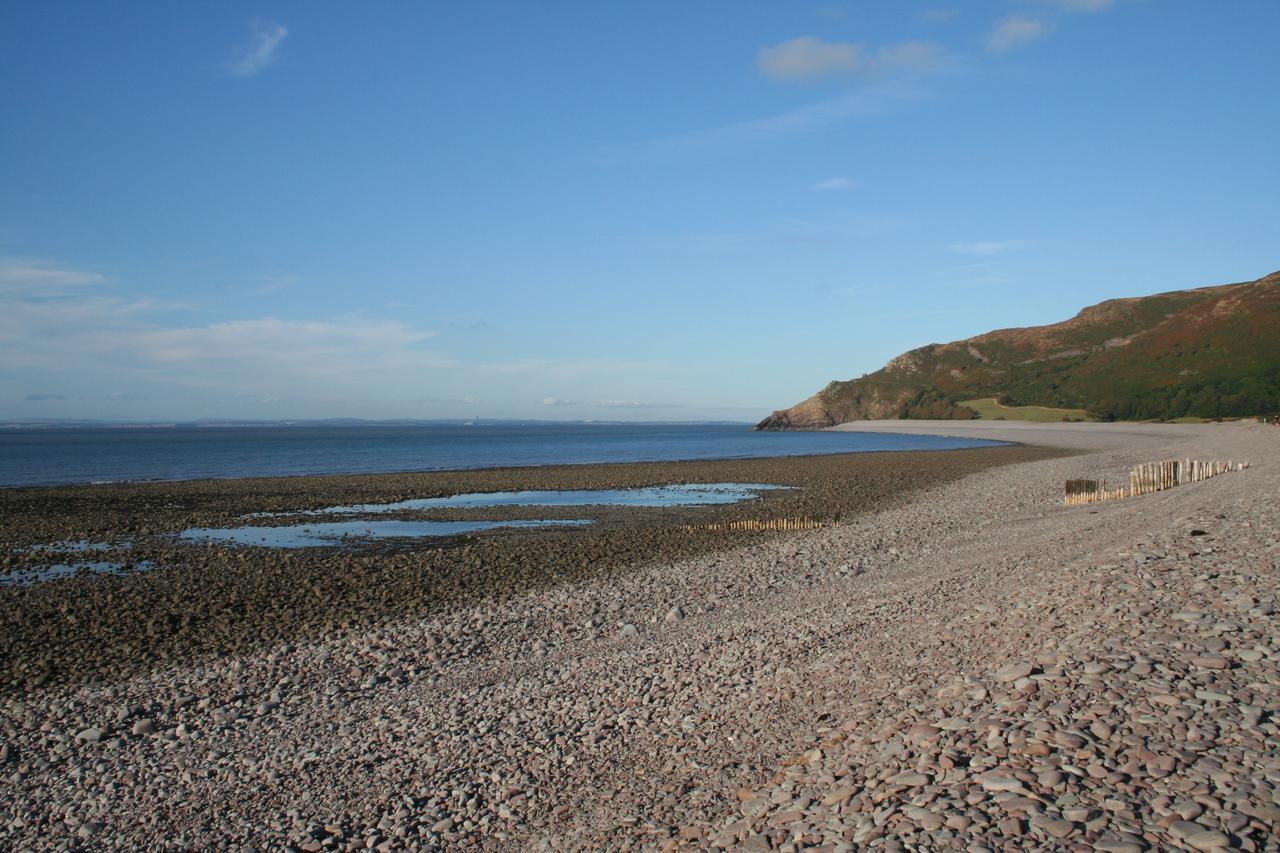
[756, 271, 1280, 430]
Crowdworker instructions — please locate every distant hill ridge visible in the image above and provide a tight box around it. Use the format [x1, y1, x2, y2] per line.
[756, 270, 1280, 429]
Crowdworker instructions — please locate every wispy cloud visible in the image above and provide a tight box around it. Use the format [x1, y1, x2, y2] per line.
[948, 240, 1017, 256]
[1, 256, 671, 418]
[934, 259, 1019, 288]
[600, 34, 942, 162]
[134, 317, 437, 364]
[0, 257, 105, 295]
[228, 21, 288, 78]
[0, 267, 449, 383]
[596, 400, 685, 409]
[757, 37, 943, 83]
[416, 396, 481, 405]
[604, 79, 926, 160]
[986, 16, 1050, 53]
[811, 176, 855, 191]
[535, 398, 687, 410]
[724, 83, 920, 135]
[254, 273, 300, 294]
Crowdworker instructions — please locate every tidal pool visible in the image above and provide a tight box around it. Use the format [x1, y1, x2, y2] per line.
[180, 518, 592, 549]
[1, 560, 154, 586]
[263, 482, 791, 517]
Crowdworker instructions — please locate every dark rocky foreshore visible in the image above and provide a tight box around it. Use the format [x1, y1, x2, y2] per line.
[0, 444, 1055, 695]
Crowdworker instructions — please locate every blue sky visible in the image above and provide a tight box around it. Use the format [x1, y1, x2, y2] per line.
[2, 1, 1276, 422]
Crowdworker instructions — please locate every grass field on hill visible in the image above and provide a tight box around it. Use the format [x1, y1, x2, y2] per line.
[961, 397, 1095, 422]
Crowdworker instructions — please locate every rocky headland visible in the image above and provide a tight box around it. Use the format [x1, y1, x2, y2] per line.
[757, 271, 1280, 429]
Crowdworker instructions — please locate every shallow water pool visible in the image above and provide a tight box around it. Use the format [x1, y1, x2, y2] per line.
[266, 482, 791, 517]
[1, 560, 154, 586]
[180, 518, 592, 549]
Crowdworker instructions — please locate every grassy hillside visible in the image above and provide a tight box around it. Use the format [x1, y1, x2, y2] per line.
[959, 398, 1094, 422]
[758, 271, 1280, 429]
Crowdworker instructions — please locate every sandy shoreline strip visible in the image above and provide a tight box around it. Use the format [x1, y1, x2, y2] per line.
[1, 421, 1277, 850]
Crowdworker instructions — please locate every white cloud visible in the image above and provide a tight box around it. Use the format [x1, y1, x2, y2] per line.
[229, 22, 288, 78]
[0, 257, 675, 418]
[948, 241, 1016, 256]
[541, 397, 575, 407]
[0, 267, 448, 385]
[984, 2, 1113, 55]
[986, 16, 1049, 53]
[758, 37, 862, 81]
[0, 257, 105, 295]
[757, 37, 942, 82]
[811, 176, 855, 191]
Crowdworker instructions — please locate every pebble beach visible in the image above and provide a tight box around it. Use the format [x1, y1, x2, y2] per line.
[1, 420, 1278, 851]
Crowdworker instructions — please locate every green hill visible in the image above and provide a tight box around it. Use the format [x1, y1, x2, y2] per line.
[959, 398, 1094, 422]
[756, 270, 1280, 429]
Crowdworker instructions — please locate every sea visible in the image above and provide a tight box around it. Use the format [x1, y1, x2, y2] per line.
[0, 422, 1005, 487]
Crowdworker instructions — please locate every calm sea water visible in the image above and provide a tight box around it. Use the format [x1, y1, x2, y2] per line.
[0, 423, 1004, 487]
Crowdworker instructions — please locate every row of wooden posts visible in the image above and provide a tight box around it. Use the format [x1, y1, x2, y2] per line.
[681, 517, 834, 533]
[1064, 459, 1249, 507]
